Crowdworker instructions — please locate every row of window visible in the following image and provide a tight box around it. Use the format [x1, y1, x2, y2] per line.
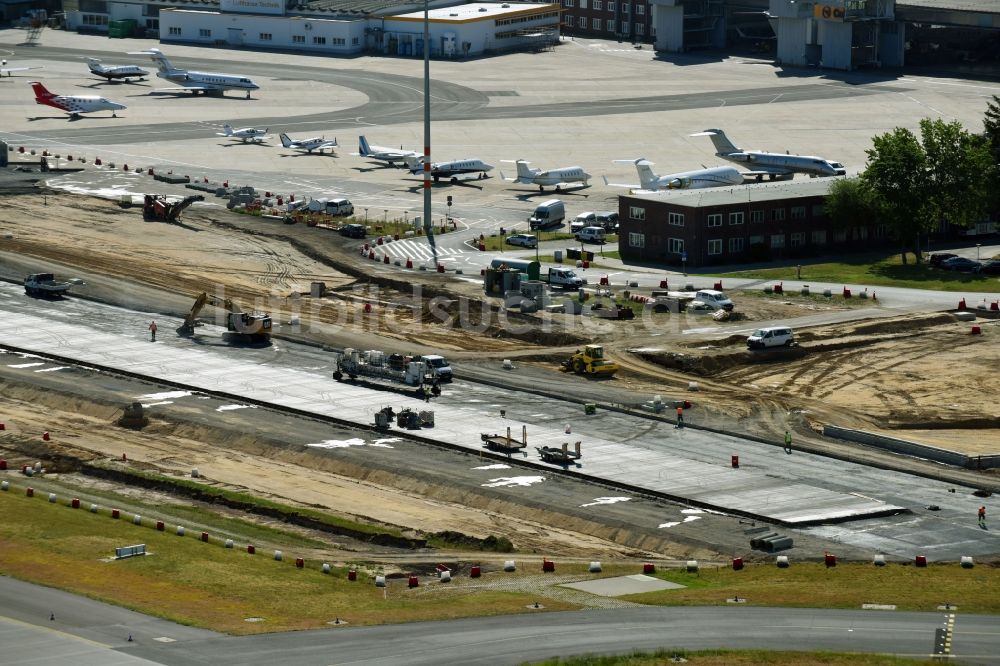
[628, 229, 886, 254]
[81, 14, 109, 26]
[496, 11, 559, 26]
[564, 0, 646, 14]
[564, 16, 645, 33]
[172, 27, 356, 46]
[628, 205, 826, 225]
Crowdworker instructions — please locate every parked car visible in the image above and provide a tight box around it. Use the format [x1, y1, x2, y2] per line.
[575, 226, 606, 243]
[747, 326, 795, 349]
[941, 256, 982, 272]
[596, 211, 619, 232]
[570, 212, 597, 233]
[340, 223, 367, 238]
[977, 260, 1000, 275]
[505, 233, 538, 248]
[691, 289, 734, 312]
[929, 253, 959, 267]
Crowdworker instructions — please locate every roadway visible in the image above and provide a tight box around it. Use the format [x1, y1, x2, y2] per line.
[3, 577, 998, 666]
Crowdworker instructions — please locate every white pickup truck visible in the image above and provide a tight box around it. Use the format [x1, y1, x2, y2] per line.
[545, 267, 585, 289]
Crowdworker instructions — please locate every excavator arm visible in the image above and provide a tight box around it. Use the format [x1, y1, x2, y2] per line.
[177, 291, 209, 335]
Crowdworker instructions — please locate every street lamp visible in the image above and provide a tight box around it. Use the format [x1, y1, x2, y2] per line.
[977, 243, 981, 261]
[384, 209, 389, 224]
[364, 208, 368, 223]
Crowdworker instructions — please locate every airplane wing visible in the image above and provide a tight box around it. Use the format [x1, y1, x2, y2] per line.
[2, 66, 42, 75]
[602, 175, 639, 189]
[743, 167, 792, 177]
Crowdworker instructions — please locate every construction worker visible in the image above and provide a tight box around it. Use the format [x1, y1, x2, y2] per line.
[979, 505, 987, 528]
[675, 405, 684, 429]
[148, 320, 157, 342]
[784, 430, 793, 454]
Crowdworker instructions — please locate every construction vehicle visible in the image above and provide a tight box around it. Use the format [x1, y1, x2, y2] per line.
[333, 348, 441, 397]
[537, 441, 582, 465]
[143, 194, 204, 222]
[176, 291, 272, 342]
[116, 401, 149, 429]
[561, 344, 619, 377]
[24, 272, 72, 298]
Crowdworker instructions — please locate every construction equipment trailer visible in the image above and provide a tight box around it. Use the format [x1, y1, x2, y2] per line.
[177, 292, 272, 342]
[333, 348, 440, 397]
[481, 426, 528, 455]
[143, 194, 204, 222]
[537, 441, 582, 465]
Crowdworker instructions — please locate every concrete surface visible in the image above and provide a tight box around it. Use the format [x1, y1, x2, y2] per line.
[561, 573, 685, 596]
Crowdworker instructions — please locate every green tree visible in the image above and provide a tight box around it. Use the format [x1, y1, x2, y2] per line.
[919, 118, 994, 235]
[860, 127, 928, 264]
[824, 176, 877, 230]
[983, 94, 1000, 164]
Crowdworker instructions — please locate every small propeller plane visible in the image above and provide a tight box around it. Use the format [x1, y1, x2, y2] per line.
[218, 124, 270, 143]
[30, 81, 126, 118]
[86, 57, 149, 82]
[501, 159, 591, 192]
[279, 133, 338, 154]
[354, 135, 421, 166]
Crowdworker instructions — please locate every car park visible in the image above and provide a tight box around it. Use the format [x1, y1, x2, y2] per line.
[339, 223, 367, 238]
[505, 233, 538, 248]
[941, 256, 982, 272]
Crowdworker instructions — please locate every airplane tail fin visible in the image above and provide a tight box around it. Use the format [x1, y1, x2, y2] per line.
[133, 49, 176, 74]
[86, 57, 101, 72]
[222, 124, 234, 136]
[280, 133, 294, 148]
[358, 135, 371, 156]
[514, 160, 534, 181]
[633, 160, 659, 189]
[403, 155, 423, 173]
[694, 129, 739, 156]
[30, 81, 53, 100]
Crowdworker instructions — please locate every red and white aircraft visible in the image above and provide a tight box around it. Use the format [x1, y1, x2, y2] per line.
[30, 81, 126, 118]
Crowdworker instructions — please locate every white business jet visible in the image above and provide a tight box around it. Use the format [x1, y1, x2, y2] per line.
[279, 133, 338, 154]
[501, 159, 591, 192]
[354, 135, 421, 166]
[30, 81, 126, 118]
[85, 57, 149, 82]
[404, 156, 493, 183]
[692, 129, 846, 179]
[604, 158, 744, 193]
[218, 124, 270, 143]
[2, 58, 42, 77]
[129, 48, 259, 98]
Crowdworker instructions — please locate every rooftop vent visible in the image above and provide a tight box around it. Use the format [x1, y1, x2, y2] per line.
[450, 12, 459, 16]
[502, 3, 510, 6]
[479, 6, 488, 11]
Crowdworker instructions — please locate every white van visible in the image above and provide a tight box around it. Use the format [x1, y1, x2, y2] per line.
[692, 289, 734, 312]
[326, 198, 354, 216]
[570, 212, 597, 233]
[575, 226, 607, 243]
[747, 326, 794, 349]
[529, 199, 566, 230]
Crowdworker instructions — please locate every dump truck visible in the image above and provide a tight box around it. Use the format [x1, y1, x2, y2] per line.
[143, 194, 205, 222]
[24, 273, 72, 298]
[333, 348, 440, 396]
[561, 344, 619, 377]
[537, 441, 582, 465]
[176, 292, 272, 342]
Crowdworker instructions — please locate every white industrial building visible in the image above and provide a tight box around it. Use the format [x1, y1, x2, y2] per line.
[61, 0, 561, 57]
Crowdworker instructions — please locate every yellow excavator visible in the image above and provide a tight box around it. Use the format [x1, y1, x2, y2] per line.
[561, 344, 619, 377]
[177, 292, 272, 342]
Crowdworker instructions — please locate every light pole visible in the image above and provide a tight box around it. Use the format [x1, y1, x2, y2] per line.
[364, 208, 368, 223]
[384, 209, 388, 225]
[422, 0, 434, 267]
[977, 243, 981, 261]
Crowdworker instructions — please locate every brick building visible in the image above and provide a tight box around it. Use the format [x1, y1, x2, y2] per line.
[618, 179, 893, 268]
[560, 0, 654, 43]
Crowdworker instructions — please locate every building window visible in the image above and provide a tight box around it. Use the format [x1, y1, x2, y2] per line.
[594, 0, 602, 9]
[770, 234, 785, 249]
[564, 15, 574, 27]
[168, 26, 181, 36]
[580, 0, 587, 8]
[636, 4, 645, 14]
[812, 204, 825, 217]
[293, 35, 305, 43]
[313, 36, 326, 45]
[259, 33, 272, 41]
[750, 210, 764, 224]
[811, 230, 827, 245]
[82, 14, 110, 26]
[607, 19, 615, 32]
[629, 206, 645, 221]
[707, 214, 722, 227]
[333, 37, 346, 45]
[874, 224, 887, 239]
[668, 212, 684, 226]
[729, 211, 744, 225]
[635, 22, 644, 35]
[729, 237, 745, 253]
[623, 3, 629, 13]
[564, 0, 574, 5]
[628, 232, 645, 248]
[707, 239, 722, 255]
[145, 18, 158, 29]
[772, 208, 785, 222]
[853, 226, 868, 241]
[791, 206, 806, 220]
[352, 37, 359, 45]
[199, 28, 211, 38]
[592, 18, 601, 29]
[790, 232, 806, 247]
[833, 229, 847, 243]
[668, 238, 685, 254]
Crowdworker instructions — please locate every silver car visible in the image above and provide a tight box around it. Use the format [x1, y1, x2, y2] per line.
[505, 233, 538, 248]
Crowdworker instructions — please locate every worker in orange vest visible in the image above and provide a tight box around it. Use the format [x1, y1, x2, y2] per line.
[979, 505, 987, 528]
[675, 405, 684, 429]
[148, 320, 157, 342]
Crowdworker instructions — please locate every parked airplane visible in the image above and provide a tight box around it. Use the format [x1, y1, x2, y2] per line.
[404, 156, 493, 183]
[604, 158, 744, 193]
[501, 159, 590, 192]
[354, 135, 420, 166]
[218, 124, 270, 143]
[30, 81, 126, 118]
[279, 132, 338, 154]
[129, 48, 259, 98]
[2, 59, 42, 77]
[85, 57, 148, 82]
[692, 129, 846, 179]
